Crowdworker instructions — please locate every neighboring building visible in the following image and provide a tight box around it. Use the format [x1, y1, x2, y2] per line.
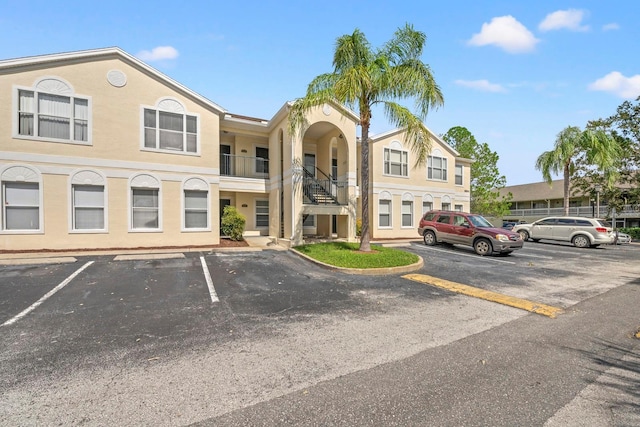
[499, 180, 640, 227]
[0, 47, 470, 252]
[367, 128, 472, 239]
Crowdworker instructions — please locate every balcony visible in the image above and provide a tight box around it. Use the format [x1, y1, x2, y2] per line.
[505, 204, 640, 219]
[221, 154, 268, 179]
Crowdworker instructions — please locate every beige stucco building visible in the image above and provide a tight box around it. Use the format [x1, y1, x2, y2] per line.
[0, 48, 470, 252]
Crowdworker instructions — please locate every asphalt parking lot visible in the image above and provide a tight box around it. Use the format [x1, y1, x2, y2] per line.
[2, 241, 639, 425]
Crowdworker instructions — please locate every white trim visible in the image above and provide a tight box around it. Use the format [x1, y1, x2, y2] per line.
[401, 199, 414, 229]
[0, 151, 217, 177]
[181, 176, 211, 232]
[128, 172, 162, 232]
[0, 48, 226, 115]
[140, 99, 201, 156]
[68, 168, 109, 233]
[254, 197, 269, 229]
[383, 143, 409, 178]
[0, 164, 44, 234]
[378, 198, 392, 229]
[12, 82, 93, 146]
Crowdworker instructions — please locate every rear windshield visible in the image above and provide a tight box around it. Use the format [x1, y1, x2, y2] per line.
[468, 215, 493, 228]
[596, 219, 612, 227]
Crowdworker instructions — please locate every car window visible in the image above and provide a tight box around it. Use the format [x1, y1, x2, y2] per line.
[576, 219, 593, 226]
[422, 212, 437, 221]
[596, 219, 612, 227]
[436, 214, 451, 224]
[453, 215, 469, 226]
[557, 218, 576, 225]
[536, 218, 557, 226]
[468, 215, 493, 227]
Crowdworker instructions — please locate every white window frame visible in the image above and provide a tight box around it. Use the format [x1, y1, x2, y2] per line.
[455, 204, 464, 212]
[378, 192, 392, 229]
[128, 173, 162, 232]
[303, 214, 316, 228]
[428, 155, 448, 181]
[383, 144, 409, 178]
[182, 177, 210, 232]
[255, 199, 269, 229]
[455, 164, 463, 186]
[1, 164, 44, 234]
[401, 200, 413, 228]
[141, 98, 200, 156]
[13, 78, 92, 145]
[69, 169, 108, 233]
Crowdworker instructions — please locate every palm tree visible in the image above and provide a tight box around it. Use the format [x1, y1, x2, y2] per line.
[289, 24, 443, 251]
[535, 126, 620, 216]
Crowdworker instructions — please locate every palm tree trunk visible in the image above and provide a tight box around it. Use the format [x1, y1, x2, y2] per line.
[563, 164, 570, 216]
[359, 119, 371, 252]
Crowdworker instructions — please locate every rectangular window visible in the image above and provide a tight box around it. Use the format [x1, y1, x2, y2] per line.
[442, 202, 451, 211]
[184, 190, 208, 229]
[2, 182, 40, 230]
[379, 199, 391, 227]
[132, 189, 159, 229]
[455, 204, 463, 212]
[402, 201, 413, 227]
[256, 147, 269, 175]
[256, 199, 269, 227]
[428, 156, 448, 181]
[18, 90, 89, 142]
[73, 185, 105, 230]
[384, 148, 408, 177]
[422, 201, 433, 213]
[303, 214, 316, 227]
[143, 108, 198, 154]
[455, 164, 463, 185]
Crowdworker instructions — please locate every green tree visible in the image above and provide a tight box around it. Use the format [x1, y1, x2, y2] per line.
[441, 126, 511, 216]
[535, 126, 620, 216]
[289, 24, 443, 252]
[572, 96, 640, 214]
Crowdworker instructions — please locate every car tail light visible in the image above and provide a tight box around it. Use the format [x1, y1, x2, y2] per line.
[595, 227, 607, 233]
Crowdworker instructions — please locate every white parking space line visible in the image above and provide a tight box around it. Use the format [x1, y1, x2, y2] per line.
[418, 246, 515, 264]
[2, 261, 94, 327]
[200, 256, 219, 303]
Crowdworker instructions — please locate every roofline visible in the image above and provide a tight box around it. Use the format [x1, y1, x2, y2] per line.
[0, 47, 228, 115]
[369, 126, 467, 160]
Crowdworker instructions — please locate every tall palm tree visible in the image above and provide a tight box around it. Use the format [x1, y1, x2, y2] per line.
[289, 24, 443, 251]
[535, 126, 620, 216]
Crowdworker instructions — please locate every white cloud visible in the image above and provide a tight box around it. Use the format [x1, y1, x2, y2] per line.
[455, 79, 507, 93]
[136, 46, 179, 62]
[588, 71, 640, 98]
[602, 23, 620, 31]
[468, 16, 539, 53]
[539, 9, 589, 32]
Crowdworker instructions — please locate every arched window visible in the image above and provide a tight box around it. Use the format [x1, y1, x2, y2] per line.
[402, 193, 414, 228]
[1, 165, 42, 232]
[422, 194, 434, 213]
[383, 140, 408, 177]
[70, 170, 107, 232]
[142, 98, 199, 154]
[129, 173, 162, 231]
[182, 177, 209, 230]
[378, 191, 392, 228]
[15, 77, 91, 144]
[428, 149, 448, 181]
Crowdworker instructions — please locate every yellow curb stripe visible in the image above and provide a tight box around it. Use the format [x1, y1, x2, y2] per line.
[402, 273, 564, 318]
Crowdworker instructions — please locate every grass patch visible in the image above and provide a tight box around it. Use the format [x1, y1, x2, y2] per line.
[294, 242, 419, 269]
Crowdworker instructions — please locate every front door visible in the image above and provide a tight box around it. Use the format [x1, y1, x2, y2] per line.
[221, 145, 231, 175]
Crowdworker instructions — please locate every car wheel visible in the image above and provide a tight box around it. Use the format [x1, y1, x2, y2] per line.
[474, 238, 492, 256]
[572, 234, 590, 248]
[518, 230, 529, 241]
[423, 230, 437, 246]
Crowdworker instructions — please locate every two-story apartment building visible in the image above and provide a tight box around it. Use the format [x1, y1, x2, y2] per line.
[0, 47, 470, 252]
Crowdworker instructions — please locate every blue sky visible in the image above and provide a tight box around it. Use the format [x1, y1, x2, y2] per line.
[2, 0, 639, 185]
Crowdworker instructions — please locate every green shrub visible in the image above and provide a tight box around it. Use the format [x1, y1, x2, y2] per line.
[221, 205, 246, 241]
[619, 227, 640, 240]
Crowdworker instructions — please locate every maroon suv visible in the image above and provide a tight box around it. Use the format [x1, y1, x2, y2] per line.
[418, 210, 524, 256]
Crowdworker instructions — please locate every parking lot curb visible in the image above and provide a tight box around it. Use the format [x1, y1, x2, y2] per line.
[0, 256, 78, 266]
[290, 248, 424, 276]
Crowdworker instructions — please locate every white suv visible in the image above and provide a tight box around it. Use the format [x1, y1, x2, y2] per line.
[513, 216, 614, 248]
